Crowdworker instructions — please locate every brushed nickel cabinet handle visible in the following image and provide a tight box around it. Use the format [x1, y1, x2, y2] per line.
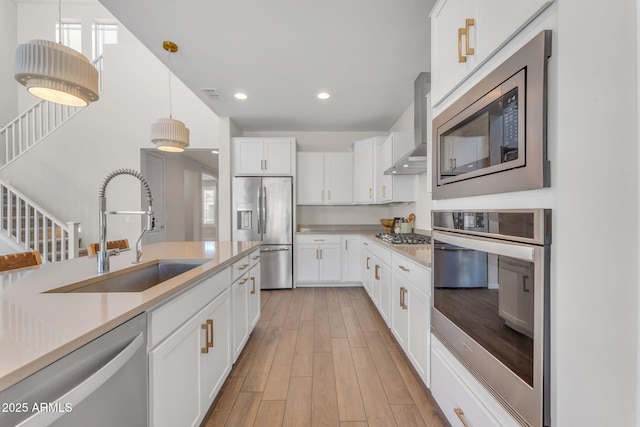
[375, 265, 380, 280]
[201, 323, 209, 354]
[238, 263, 249, 270]
[240, 278, 249, 285]
[399, 265, 410, 272]
[366, 257, 370, 269]
[400, 287, 405, 308]
[345, 240, 348, 251]
[251, 277, 256, 295]
[403, 288, 408, 310]
[454, 408, 470, 427]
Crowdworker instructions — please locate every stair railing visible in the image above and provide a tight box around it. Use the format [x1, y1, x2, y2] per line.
[0, 55, 103, 171]
[0, 180, 79, 263]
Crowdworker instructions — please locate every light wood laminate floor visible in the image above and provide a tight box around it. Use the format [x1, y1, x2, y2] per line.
[203, 287, 449, 427]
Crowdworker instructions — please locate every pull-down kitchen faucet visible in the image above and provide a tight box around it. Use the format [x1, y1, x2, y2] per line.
[98, 168, 154, 273]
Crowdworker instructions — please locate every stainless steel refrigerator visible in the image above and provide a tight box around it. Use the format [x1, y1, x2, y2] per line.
[232, 177, 293, 289]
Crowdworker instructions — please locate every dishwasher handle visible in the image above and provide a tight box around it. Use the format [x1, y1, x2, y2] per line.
[16, 333, 144, 427]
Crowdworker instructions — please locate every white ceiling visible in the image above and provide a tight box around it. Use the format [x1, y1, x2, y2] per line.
[97, 0, 434, 132]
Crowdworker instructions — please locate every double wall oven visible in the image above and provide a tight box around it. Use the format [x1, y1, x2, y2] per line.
[431, 210, 551, 427]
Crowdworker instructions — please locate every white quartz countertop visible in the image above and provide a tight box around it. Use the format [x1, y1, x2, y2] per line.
[361, 235, 431, 267]
[0, 240, 260, 392]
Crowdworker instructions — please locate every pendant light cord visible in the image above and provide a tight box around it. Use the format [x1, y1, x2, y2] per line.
[168, 49, 173, 119]
[57, 0, 63, 44]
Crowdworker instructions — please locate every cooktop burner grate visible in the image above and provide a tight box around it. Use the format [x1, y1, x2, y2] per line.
[375, 233, 431, 245]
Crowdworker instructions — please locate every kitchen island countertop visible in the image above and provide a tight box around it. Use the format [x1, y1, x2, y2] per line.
[0, 240, 260, 393]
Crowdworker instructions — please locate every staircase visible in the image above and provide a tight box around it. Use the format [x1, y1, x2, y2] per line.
[0, 180, 79, 263]
[0, 56, 103, 171]
[0, 57, 103, 262]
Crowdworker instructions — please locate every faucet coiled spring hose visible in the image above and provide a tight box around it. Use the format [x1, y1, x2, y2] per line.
[99, 168, 153, 206]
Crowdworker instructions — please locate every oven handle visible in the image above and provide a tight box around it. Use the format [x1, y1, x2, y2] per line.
[432, 230, 536, 262]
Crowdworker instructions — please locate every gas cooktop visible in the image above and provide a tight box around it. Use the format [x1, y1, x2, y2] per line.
[375, 233, 431, 245]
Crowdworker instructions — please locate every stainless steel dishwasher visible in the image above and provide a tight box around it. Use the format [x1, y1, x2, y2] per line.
[0, 313, 147, 427]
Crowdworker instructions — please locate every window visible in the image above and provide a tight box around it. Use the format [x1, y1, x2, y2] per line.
[202, 173, 217, 226]
[92, 22, 118, 60]
[55, 21, 82, 52]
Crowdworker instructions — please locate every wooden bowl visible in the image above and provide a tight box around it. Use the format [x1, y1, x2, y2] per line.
[380, 219, 394, 228]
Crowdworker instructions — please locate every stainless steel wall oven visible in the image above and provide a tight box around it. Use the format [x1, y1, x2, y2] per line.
[432, 210, 551, 427]
[432, 30, 551, 199]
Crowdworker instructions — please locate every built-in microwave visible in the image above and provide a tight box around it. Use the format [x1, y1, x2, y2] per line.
[432, 30, 552, 200]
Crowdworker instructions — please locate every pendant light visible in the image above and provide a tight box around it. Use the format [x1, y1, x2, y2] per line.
[150, 41, 190, 152]
[14, 0, 99, 107]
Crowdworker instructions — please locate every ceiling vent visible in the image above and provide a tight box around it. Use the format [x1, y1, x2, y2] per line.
[201, 88, 224, 101]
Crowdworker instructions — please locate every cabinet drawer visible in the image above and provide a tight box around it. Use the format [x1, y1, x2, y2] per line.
[248, 249, 261, 268]
[296, 234, 341, 244]
[368, 240, 391, 266]
[431, 346, 498, 427]
[392, 253, 431, 295]
[231, 256, 250, 282]
[149, 267, 231, 348]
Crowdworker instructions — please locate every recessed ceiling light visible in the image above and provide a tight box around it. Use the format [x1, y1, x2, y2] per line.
[317, 92, 330, 100]
[392, 170, 398, 174]
[211, 149, 219, 154]
[234, 92, 247, 100]
[403, 164, 409, 168]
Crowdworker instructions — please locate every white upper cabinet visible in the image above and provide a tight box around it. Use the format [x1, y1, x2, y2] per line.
[353, 137, 385, 204]
[297, 152, 353, 205]
[234, 137, 295, 176]
[376, 133, 416, 203]
[430, 0, 554, 106]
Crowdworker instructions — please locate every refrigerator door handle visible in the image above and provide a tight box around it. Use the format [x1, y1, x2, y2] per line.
[257, 187, 262, 234]
[260, 247, 291, 252]
[263, 186, 268, 234]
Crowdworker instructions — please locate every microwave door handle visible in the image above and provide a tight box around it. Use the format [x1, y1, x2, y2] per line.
[15, 333, 144, 427]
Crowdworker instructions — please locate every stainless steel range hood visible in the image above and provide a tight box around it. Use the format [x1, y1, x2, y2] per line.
[385, 72, 430, 175]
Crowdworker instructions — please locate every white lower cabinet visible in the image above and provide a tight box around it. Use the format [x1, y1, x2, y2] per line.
[431, 336, 502, 427]
[149, 309, 203, 427]
[341, 235, 361, 282]
[149, 286, 231, 427]
[390, 253, 431, 387]
[148, 253, 261, 427]
[201, 290, 232, 407]
[295, 235, 342, 284]
[391, 272, 409, 349]
[361, 241, 373, 296]
[361, 238, 432, 393]
[232, 273, 249, 361]
[248, 263, 261, 328]
[405, 281, 430, 386]
[371, 254, 391, 326]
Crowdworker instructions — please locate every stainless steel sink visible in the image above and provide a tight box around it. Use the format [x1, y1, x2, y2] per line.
[47, 260, 207, 293]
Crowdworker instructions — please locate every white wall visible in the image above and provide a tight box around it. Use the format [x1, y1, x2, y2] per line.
[1, 4, 225, 247]
[0, 0, 18, 126]
[145, 149, 217, 242]
[554, 1, 638, 425]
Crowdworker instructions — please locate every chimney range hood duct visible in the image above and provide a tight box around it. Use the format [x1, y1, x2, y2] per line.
[385, 72, 431, 175]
